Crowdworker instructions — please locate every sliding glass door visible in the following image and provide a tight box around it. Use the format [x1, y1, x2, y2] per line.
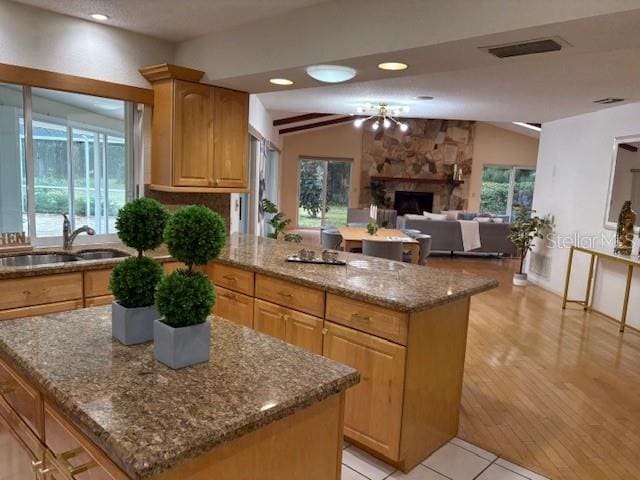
[298, 158, 351, 229]
[479, 165, 536, 220]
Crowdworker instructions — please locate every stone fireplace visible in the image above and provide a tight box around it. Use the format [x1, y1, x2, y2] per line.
[359, 119, 475, 212]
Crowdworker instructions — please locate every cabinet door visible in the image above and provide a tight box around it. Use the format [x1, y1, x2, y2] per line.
[0, 411, 38, 480]
[323, 321, 406, 461]
[173, 81, 214, 187]
[286, 311, 323, 355]
[213, 88, 249, 189]
[213, 287, 254, 328]
[253, 300, 287, 342]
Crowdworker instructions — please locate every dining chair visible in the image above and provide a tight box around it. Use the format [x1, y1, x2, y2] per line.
[362, 239, 404, 261]
[321, 229, 343, 250]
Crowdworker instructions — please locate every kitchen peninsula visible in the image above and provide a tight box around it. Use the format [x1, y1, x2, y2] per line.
[210, 234, 498, 472]
[0, 307, 358, 479]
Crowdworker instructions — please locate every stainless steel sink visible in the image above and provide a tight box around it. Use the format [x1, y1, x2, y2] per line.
[75, 250, 130, 260]
[0, 253, 81, 267]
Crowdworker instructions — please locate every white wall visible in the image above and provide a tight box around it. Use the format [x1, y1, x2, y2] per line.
[529, 102, 640, 329]
[0, 0, 173, 88]
[248, 96, 281, 149]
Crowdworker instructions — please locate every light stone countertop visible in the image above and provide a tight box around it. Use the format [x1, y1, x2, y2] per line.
[215, 233, 498, 313]
[0, 306, 358, 479]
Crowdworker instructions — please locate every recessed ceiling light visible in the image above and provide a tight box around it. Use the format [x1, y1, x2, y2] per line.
[90, 13, 109, 21]
[378, 62, 408, 71]
[415, 95, 434, 100]
[306, 65, 357, 83]
[269, 78, 294, 86]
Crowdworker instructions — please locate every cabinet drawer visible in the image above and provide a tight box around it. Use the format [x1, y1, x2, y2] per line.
[84, 269, 113, 298]
[0, 300, 84, 321]
[214, 286, 254, 328]
[0, 357, 42, 438]
[323, 321, 406, 461]
[255, 274, 325, 318]
[0, 273, 82, 310]
[44, 401, 127, 480]
[210, 263, 254, 296]
[85, 295, 114, 308]
[326, 294, 408, 345]
[253, 299, 323, 354]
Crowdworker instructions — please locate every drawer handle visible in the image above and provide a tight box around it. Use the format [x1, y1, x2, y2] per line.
[278, 291, 292, 298]
[222, 275, 236, 282]
[220, 292, 237, 301]
[58, 447, 97, 477]
[0, 379, 17, 395]
[279, 313, 290, 321]
[351, 313, 372, 322]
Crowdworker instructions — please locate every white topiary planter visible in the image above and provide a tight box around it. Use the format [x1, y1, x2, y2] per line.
[513, 273, 528, 286]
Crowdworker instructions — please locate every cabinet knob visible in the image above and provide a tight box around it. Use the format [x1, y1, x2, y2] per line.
[322, 328, 329, 336]
[213, 179, 220, 187]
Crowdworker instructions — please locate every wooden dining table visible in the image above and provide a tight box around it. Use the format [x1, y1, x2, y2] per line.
[337, 227, 420, 263]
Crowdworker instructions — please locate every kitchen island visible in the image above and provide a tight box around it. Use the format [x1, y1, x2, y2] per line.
[209, 233, 498, 472]
[0, 306, 358, 479]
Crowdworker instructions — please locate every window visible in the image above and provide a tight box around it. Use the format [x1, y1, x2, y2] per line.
[0, 83, 135, 242]
[479, 165, 536, 220]
[297, 158, 352, 229]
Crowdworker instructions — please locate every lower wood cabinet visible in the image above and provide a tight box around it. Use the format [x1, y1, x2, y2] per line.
[323, 321, 406, 461]
[0, 410, 37, 479]
[213, 286, 254, 328]
[253, 299, 323, 354]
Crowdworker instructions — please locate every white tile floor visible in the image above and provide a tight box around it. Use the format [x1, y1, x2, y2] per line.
[341, 438, 550, 480]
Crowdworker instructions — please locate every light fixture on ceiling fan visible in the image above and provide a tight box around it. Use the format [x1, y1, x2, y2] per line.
[353, 104, 410, 132]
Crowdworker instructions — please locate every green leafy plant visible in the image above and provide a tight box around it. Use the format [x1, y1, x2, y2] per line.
[299, 161, 326, 217]
[368, 181, 391, 208]
[115, 198, 169, 257]
[109, 256, 164, 308]
[110, 198, 169, 308]
[508, 205, 555, 275]
[156, 205, 227, 328]
[262, 198, 302, 243]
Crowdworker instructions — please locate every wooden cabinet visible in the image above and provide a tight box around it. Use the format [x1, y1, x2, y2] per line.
[84, 269, 114, 307]
[209, 264, 254, 296]
[214, 287, 254, 328]
[213, 87, 249, 189]
[253, 300, 323, 354]
[140, 64, 249, 193]
[172, 81, 214, 188]
[323, 321, 406, 461]
[255, 274, 325, 318]
[0, 411, 37, 480]
[0, 357, 42, 437]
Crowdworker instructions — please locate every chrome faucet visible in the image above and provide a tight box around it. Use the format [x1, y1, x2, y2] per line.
[62, 214, 96, 250]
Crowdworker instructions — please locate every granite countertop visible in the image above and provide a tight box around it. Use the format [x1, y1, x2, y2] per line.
[0, 243, 173, 280]
[0, 306, 358, 479]
[216, 234, 498, 313]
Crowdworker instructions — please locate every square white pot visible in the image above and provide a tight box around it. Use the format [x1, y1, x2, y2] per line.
[112, 302, 160, 345]
[153, 319, 211, 369]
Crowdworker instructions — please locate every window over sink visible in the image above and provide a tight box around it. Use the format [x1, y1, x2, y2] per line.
[0, 82, 137, 243]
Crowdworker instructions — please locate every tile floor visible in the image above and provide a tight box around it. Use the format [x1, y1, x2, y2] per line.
[341, 438, 550, 480]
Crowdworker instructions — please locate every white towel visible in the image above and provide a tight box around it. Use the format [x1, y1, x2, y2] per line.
[458, 220, 481, 252]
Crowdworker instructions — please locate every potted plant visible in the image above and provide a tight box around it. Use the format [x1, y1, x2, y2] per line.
[110, 198, 169, 345]
[261, 198, 302, 242]
[508, 206, 554, 286]
[154, 205, 226, 369]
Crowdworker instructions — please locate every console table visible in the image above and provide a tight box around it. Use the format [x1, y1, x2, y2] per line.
[562, 245, 639, 332]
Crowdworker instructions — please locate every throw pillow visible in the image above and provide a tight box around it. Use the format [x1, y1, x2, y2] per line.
[423, 212, 447, 221]
[492, 218, 504, 224]
[475, 217, 492, 223]
[444, 210, 464, 220]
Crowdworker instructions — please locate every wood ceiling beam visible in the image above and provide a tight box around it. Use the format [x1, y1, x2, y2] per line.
[273, 113, 334, 126]
[279, 115, 358, 135]
[619, 143, 638, 153]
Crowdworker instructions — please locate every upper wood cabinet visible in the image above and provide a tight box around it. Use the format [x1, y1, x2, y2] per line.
[140, 64, 249, 193]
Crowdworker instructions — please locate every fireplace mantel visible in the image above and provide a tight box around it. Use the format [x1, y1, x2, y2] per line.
[370, 175, 464, 186]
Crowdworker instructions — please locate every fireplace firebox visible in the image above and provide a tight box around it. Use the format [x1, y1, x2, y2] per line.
[394, 191, 434, 216]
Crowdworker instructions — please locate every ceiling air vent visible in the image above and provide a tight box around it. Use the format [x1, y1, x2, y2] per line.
[593, 98, 625, 105]
[480, 37, 568, 58]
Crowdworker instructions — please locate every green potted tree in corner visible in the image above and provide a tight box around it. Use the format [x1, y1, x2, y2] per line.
[110, 198, 169, 345]
[154, 205, 226, 369]
[508, 205, 554, 286]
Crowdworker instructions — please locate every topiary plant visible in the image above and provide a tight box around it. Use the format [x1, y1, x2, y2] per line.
[156, 205, 227, 328]
[115, 197, 169, 257]
[111, 198, 169, 309]
[109, 256, 164, 308]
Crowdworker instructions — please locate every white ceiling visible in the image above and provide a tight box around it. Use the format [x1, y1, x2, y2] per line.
[11, 0, 327, 41]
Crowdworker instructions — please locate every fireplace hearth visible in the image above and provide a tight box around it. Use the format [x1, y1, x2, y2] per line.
[394, 191, 434, 216]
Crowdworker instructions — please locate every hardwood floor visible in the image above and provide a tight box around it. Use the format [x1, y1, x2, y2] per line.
[427, 256, 640, 480]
